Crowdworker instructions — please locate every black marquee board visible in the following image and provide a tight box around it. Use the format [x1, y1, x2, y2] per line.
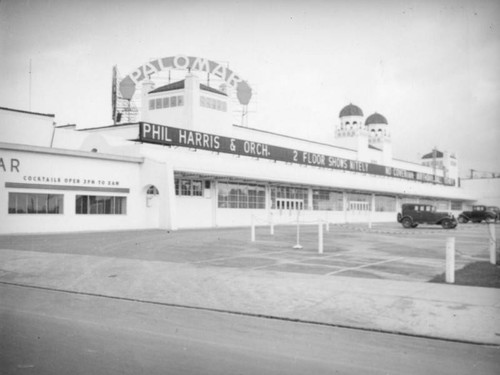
[137, 122, 455, 186]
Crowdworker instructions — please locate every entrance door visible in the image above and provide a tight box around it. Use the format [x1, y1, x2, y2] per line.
[346, 201, 370, 223]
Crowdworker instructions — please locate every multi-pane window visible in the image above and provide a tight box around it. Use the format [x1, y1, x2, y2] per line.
[8, 193, 64, 214]
[270, 186, 308, 209]
[149, 95, 184, 111]
[435, 200, 449, 211]
[192, 180, 203, 196]
[419, 198, 435, 206]
[147, 186, 159, 195]
[375, 195, 396, 212]
[346, 192, 371, 211]
[451, 201, 462, 210]
[218, 182, 265, 209]
[312, 190, 343, 211]
[200, 96, 227, 112]
[175, 178, 203, 197]
[76, 195, 126, 215]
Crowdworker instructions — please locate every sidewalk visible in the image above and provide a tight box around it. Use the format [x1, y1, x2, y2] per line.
[1, 248, 499, 345]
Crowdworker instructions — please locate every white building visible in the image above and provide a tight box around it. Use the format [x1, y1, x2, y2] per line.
[0, 56, 479, 234]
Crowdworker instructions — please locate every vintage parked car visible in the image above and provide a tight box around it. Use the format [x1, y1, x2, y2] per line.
[397, 203, 457, 229]
[458, 205, 497, 223]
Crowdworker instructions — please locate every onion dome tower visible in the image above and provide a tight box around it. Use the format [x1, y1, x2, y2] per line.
[336, 103, 364, 137]
[365, 112, 390, 144]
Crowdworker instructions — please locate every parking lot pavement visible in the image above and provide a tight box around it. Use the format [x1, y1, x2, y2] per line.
[0, 222, 497, 283]
[0, 222, 499, 344]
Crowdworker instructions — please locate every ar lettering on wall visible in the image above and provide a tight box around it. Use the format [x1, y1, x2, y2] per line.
[0, 158, 20, 172]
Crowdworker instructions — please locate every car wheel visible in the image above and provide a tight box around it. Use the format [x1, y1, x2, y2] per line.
[401, 217, 413, 228]
[442, 219, 453, 229]
[458, 216, 468, 224]
[411, 224, 418, 228]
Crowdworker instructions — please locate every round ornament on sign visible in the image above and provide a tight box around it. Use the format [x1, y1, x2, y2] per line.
[236, 81, 252, 105]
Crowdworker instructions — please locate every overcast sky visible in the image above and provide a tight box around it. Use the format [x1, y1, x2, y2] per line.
[1, 0, 499, 176]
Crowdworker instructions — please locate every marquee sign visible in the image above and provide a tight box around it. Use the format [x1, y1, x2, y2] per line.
[137, 122, 455, 186]
[119, 55, 252, 105]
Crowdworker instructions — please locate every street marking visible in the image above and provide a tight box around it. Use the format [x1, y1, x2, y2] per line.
[326, 257, 406, 276]
[189, 249, 291, 265]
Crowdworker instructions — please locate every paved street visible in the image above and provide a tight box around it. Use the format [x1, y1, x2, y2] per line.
[1, 223, 499, 373]
[2, 284, 499, 375]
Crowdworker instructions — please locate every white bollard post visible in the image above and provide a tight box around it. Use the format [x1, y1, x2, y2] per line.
[318, 221, 324, 254]
[445, 237, 455, 283]
[368, 209, 372, 229]
[270, 213, 274, 235]
[251, 215, 256, 242]
[293, 210, 303, 249]
[488, 222, 497, 265]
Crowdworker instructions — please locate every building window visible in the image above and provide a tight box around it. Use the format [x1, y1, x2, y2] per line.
[375, 195, 396, 212]
[192, 180, 203, 196]
[451, 201, 462, 210]
[200, 96, 227, 112]
[312, 190, 343, 211]
[175, 178, 204, 197]
[8, 192, 64, 214]
[218, 182, 265, 209]
[419, 198, 435, 206]
[181, 180, 191, 195]
[75, 195, 126, 215]
[270, 186, 308, 209]
[435, 200, 449, 211]
[346, 192, 371, 211]
[401, 197, 417, 205]
[149, 96, 183, 110]
[147, 186, 159, 195]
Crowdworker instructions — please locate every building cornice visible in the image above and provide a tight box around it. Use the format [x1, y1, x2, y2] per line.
[0, 142, 143, 164]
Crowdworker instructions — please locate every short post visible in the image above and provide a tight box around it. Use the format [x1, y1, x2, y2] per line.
[251, 215, 256, 242]
[270, 213, 274, 235]
[293, 210, 303, 249]
[488, 222, 497, 265]
[368, 208, 372, 229]
[445, 237, 455, 283]
[318, 221, 324, 254]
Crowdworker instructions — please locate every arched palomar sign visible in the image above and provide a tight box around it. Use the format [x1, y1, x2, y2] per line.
[119, 55, 252, 105]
